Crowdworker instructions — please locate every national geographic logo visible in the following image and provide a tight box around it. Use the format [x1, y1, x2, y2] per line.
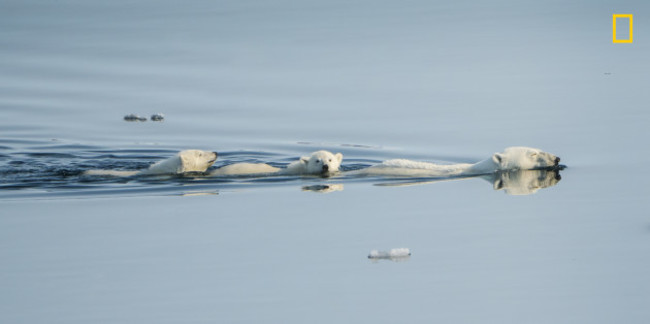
[612, 14, 633, 43]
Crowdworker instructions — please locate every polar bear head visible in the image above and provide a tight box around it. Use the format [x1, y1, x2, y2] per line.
[491, 147, 560, 171]
[177, 150, 218, 173]
[299, 150, 343, 175]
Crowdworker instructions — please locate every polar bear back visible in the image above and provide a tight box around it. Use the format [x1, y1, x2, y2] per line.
[360, 159, 473, 177]
[211, 163, 280, 176]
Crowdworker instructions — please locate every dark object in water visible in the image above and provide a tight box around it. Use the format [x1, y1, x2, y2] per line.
[151, 113, 165, 122]
[124, 114, 147, 122]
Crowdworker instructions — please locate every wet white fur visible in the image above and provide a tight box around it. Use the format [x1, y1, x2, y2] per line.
[84, 150, 217, 177]
[357, 147, 559, 177]
[211, 150, 343, 176]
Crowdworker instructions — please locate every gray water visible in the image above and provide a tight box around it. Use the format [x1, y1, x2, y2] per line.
[1, 0, 650, 323]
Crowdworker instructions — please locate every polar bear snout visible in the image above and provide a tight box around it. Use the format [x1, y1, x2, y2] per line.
[322, 164, 329, 172]
[210, 152, 218, 163]
[554, 157, 560, 166]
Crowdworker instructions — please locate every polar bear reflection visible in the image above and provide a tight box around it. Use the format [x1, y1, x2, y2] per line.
[301, 184, 344, 193]
[490, 169, 561, 195]
[377, 169, 562, 195]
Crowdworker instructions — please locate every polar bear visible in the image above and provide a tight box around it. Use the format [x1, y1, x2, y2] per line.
[210, 150, 343, 176]
[285, 150, 344, 175]
[84, 150, 218, 177]
[356, 147, 560, 177]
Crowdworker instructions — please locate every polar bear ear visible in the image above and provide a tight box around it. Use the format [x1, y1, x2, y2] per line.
[300, 157, 309, 164]
[335, 153, 343, 162]
[492, 153, 504, 166]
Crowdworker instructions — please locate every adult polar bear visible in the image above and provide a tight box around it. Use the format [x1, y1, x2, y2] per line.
[354, 147, 560, 177]
[84, 150, 218, 176]
[211, 150, 343, 176]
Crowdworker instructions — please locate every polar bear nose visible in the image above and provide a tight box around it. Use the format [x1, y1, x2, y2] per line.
[322, 165, 329, 172]
[554, 157, 560, 166]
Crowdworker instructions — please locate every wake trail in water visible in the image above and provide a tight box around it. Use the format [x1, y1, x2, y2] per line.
[0, 143, 565, 199]
[0, 146, 377, 197]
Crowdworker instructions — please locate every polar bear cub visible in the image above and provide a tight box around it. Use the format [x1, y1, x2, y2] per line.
[287, 150, 344, 175]
[84, 150, 218, 176]
[211, 150, 343, 176]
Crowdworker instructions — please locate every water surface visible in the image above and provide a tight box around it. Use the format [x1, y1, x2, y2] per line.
[1, 0, 649, 323]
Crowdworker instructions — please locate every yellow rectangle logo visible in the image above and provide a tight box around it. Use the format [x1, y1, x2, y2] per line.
[613, 14, 633, 43]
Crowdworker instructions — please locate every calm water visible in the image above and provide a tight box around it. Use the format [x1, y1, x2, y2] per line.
[1, 0, 650, 323]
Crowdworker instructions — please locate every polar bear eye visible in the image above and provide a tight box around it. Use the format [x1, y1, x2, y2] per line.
[328, 159, 332, 162]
